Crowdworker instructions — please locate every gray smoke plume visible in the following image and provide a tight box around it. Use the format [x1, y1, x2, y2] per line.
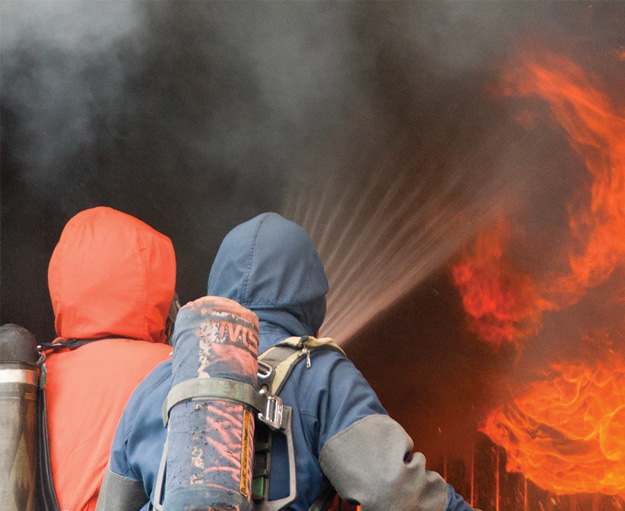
[1, 1, 379, 339]
[2, 1, 621, 347]
[1, 1, 140, 185]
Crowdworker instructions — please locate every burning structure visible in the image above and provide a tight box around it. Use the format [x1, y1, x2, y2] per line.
[451, 52, 625, 509]
[326, 32, 625, 511]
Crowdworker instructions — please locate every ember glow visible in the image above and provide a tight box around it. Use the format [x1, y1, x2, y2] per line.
[453, 50, 625, 498]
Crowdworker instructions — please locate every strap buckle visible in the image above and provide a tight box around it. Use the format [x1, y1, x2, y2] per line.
[257, 389, 284, 430]
[257, 360, 274, 385]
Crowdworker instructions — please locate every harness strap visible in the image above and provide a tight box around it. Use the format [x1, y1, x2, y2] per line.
[259, 336, 345, 395]
[254, 336, 344, 511]
[34, 336, 131, 511]
[162, 377, 290, 431]
[149, 429, 169, 511]
[36, 386, 62, 511]
[38, 335, 134, 352]
[163, 378, 258, 426]
[307, 477, 336, 511]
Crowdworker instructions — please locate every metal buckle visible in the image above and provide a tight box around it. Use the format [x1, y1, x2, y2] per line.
[257, 388, 284, 430]
[257, 361, 273, 384]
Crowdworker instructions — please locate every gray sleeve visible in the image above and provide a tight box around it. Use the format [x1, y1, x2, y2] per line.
[319, 414, 449, 511]
[96, 466, 149, 511]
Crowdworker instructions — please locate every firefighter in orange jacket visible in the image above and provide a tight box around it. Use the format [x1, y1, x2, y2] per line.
[42, 206, 176, 511]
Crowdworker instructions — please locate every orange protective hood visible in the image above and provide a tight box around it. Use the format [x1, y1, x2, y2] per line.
[48, 207, 176, 343]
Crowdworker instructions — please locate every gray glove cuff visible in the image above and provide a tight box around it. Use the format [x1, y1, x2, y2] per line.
[96, 465, 148, 511]
[320, 414, 448, 511]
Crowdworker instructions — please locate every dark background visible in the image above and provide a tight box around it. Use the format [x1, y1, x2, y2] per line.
[2, 0, 625, 483]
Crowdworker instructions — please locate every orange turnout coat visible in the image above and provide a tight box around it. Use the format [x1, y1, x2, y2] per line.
[45, 207, 175, 511]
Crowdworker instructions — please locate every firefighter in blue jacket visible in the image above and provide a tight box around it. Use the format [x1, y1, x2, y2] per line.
[97, 212, 476, 511]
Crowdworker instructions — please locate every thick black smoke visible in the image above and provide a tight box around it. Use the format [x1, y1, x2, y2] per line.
[0, 2, 357, 339]
[2, 2, 624, 438]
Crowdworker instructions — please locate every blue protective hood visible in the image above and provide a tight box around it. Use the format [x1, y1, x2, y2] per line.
[207, 213, 328, 353]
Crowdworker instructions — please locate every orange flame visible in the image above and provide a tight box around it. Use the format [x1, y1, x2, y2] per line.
[451, 218, 555, 348]
[452, 50, 625, 497]
[483, 353, 625, 496]
[507, 52, 625, 299]
[456, 53, 625, 347]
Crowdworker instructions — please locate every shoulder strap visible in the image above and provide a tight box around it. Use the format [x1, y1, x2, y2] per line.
[255, 336, 343, 511]
[258, 336, 345, 395]
[38, 335, 135, 352]
[36, 361, 61, 511]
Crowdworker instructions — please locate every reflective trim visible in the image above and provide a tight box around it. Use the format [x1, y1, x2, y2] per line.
[0, 369, 38, 385]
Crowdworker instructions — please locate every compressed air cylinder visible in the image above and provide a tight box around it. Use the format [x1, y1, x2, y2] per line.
[163, 297, 259, 511]
[0, 324, 39, 511]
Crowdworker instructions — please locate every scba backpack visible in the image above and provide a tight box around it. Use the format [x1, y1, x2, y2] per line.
[152, 296, 345, 511]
